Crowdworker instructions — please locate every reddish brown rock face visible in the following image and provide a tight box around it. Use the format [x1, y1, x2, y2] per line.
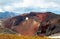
[3, 12, 60, 36]
[13, 19, 40, 36]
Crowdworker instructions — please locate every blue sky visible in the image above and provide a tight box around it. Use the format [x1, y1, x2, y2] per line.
[0, 0, 60, 14]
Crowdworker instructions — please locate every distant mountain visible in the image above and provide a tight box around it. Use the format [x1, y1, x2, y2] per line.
[0, 11, 16, 19]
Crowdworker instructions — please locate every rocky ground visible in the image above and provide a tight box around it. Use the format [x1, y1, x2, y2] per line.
[0, 19, 16, 34]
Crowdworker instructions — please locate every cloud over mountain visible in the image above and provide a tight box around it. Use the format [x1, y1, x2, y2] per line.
[0, 0, 60, 14]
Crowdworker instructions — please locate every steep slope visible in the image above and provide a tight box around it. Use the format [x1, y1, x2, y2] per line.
[2, 12, 60, 36]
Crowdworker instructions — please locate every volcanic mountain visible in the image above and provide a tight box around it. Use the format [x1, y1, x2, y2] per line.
[1, 12, 60, 36]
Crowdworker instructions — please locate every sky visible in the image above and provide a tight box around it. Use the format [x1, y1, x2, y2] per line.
[0, 0, 60, 14]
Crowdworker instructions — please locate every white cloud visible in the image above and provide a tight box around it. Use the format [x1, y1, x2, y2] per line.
[0, 9, 3, 12]
[0, 8, 4, 12]
[11, 0, 33, 7]
[0, 0, 60, 13]
[11, 0, 60, 8]
[3, 6, 14, 11]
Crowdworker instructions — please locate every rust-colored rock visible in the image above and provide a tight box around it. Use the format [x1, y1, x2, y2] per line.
[3, 12, 60, 36]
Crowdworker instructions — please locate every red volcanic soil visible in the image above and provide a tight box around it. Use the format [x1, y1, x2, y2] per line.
[3, 12, 60, 36]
